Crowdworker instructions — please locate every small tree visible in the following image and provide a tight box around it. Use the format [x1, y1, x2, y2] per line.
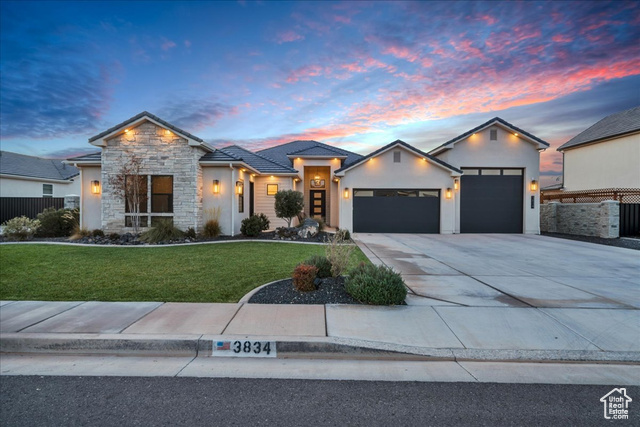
[108, 154, 145, 234]
[274, 190, 304, 227]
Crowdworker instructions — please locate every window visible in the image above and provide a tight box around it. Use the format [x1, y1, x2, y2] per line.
[238, 180, 244, 213]
[125, 175, 148, 213]
[43, 184, 53, 197]
[123, 174, 174, 228]
[393, 151, 401, 163]
[267, 184, 278, 195]
[490, 129, 497, 140]
[151, 176, 173, 213]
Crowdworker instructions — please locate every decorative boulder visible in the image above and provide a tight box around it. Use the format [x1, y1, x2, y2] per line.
[297, 218, 320, 239]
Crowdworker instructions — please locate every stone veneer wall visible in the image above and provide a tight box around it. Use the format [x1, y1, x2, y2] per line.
[101, 121, 205, 233]
[540, 200, 619, 238]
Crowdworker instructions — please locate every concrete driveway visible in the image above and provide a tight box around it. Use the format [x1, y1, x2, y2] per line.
[354, 233, 640, 309]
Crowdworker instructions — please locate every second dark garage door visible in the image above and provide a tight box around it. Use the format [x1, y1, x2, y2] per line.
[460, 168, 524, 233]
[353, 189, 440, 233]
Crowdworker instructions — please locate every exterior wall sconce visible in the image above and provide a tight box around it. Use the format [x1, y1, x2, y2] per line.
[453, 178, 459, 190]
[445, 188, 452, 199]
[343, 188, 350, 199]
[236, 181, 244, 195]
[91, 180, 101, 194]
[530, 179, 538, 192]
[212, 180, 220, 194]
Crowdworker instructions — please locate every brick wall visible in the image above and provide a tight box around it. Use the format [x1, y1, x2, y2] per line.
[540, 200, 619, 238]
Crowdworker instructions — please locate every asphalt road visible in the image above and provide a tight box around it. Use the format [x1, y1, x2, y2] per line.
[2, 376, 637, 426]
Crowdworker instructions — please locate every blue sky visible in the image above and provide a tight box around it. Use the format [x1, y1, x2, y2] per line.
[1, 1, 638, 182]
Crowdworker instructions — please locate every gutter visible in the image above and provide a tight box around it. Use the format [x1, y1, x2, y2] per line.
[230, 163, 235, 236]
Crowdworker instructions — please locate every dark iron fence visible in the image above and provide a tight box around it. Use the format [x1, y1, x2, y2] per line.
[0, 197, 65, 223]
[541, 188, 640, 204]
[620, 204, 640, 237]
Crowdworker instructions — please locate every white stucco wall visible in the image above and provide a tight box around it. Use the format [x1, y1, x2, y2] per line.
[435, 125, 541, 234]
[338, 146, 458, 233]
[201, 166, 252, 236]
[253, 175, 294, 229]
[79, 166, 102, 230]
[0, 176, 80, 198]
[562, 132, 640, 191]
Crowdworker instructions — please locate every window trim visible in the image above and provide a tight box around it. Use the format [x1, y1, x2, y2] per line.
[151, 175, 173, 213]
[43, 184, 53, 198]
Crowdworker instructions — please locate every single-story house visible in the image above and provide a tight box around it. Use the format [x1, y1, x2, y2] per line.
[67, 111, 548, 235]
[557, 106, 640, 191]
[0, 151, 80, 198]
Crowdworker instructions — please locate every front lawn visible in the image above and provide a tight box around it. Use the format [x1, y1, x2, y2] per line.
[0, 242, 370, 303]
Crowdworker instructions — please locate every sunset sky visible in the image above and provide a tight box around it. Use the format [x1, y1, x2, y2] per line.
[1, 1, 638, 183]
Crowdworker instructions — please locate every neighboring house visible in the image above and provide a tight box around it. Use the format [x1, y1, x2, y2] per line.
[557, 106, 640, 191]
[0, 151, 80, 198]
[68, 111, 547, 235]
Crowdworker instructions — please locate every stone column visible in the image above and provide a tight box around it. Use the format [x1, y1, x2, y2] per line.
[599, 200, 619, 239]
[64, 195, 80, 210]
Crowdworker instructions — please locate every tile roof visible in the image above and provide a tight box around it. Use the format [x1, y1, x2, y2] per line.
[335, 140, 462, 174]
[200, 145, 297, 174]
[67, 152, 102, 162]
[1, 151, 79, 181]
[257, 140, 363, 168]
[429, 117, 549, 155]
[557, 106, 640, 151]
[287, 145, 347, 157]
[88, 111, 205, 143]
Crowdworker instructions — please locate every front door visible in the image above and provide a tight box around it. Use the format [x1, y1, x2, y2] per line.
[310, 190, 326, 220]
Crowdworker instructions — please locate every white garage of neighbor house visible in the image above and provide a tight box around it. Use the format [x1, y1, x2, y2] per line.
[67, 112, 547, 235]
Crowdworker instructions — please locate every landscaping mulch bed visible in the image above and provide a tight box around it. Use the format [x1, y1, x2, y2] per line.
[542, 232, 640, 250]
[249, 277, 363, 305]
[1, 231, 332, 245]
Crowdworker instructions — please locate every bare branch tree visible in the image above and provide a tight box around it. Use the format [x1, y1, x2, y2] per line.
[108, 154, 146, 234]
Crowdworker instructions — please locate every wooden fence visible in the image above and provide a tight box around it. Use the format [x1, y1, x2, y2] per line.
[0, 197, 65, 223]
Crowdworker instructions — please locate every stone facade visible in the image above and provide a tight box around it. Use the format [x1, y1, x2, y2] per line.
[100, 122, 205, 233]
[540, 200, 620, 238]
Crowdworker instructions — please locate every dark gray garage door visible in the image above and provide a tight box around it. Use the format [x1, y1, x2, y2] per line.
[353, 189, 440, 233]
[461, 168, 523, 233]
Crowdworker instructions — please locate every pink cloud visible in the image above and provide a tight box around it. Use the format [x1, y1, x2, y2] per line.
[184, 40, 192, 48]
[161, 39, 177, 51]
[333, 15, 351, 24]
[478, 14, 497, 25]
[276, 30, 305, 44]
[552, 34, 573, 43]
[286, 64, 325, 83]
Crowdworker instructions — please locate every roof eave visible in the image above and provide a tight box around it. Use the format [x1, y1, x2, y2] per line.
[0, 173, 78, 183]
[89, 115, 212, 152]
[557, 129, 640, 152]
[286, 154, 347, 159]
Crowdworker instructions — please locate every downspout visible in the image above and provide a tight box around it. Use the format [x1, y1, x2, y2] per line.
[76, 164, 82, 229]
[229, 163, 235, 236]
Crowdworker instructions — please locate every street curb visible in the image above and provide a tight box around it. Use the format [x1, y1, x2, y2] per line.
[2, 333, 639, 364]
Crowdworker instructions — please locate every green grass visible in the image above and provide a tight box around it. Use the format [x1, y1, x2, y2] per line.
[0, 242, 370, 303]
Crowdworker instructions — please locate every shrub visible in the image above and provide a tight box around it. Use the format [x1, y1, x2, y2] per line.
[108, 233, 121, 241]
[36, 207, 77, 237]
[345, 263, 407, 305]
[202, 219, 222, 238]
[292, 264, 318, 292]
[202, 207, 222, 238]
[335, 228, 351, 241]
[185, 227, 197, 239]
[92, 229, 105, 237]
[274, 190, 304, 227]
[69, 226, 91, 241]
[1, 216, 40, 241]
[140, 219, 184, 243]
[240, 214, 270, 237]
[325, 232, 354, 277]
[303, 255, 332, 278]
[255, 213, 270, 231]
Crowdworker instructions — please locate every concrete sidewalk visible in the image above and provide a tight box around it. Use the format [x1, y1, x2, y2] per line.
[1, 300, 639, 364]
